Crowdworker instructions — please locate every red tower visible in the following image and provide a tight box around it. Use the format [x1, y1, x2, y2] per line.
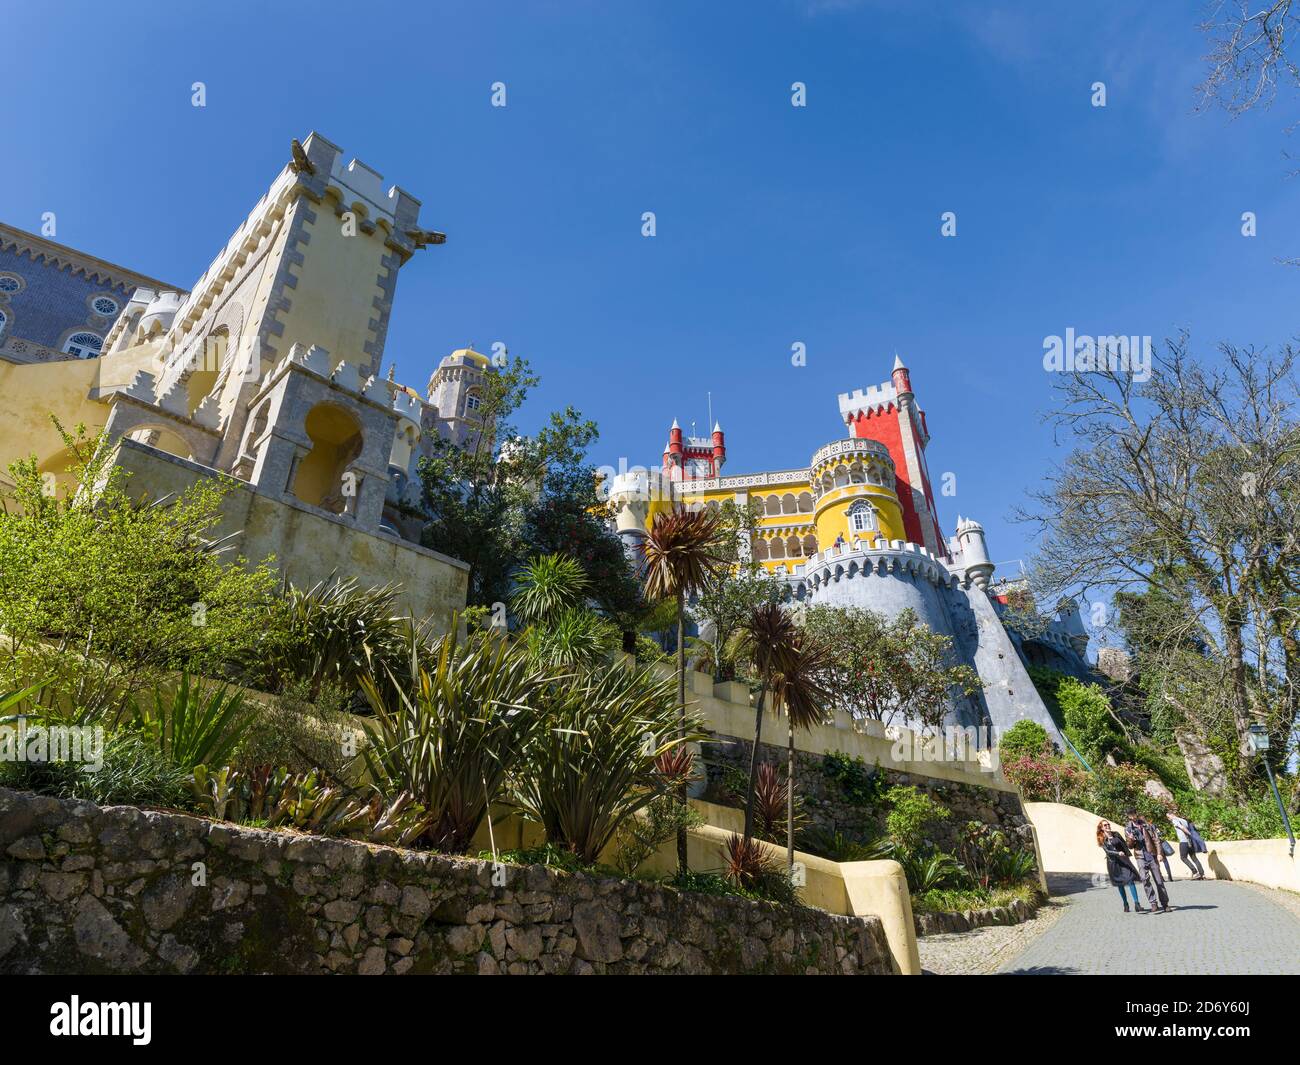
[661, 419, 725, 480]
[837, 356, 947, 558]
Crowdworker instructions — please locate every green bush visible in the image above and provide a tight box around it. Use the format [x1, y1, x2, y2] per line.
[998, 720, 1052, 763]
[822, 750, 883, 807]
[0, 729, 193, 809]
[883, 785, 950, 854]
[233, 680, 355, 777]
[1084, 763, 1166, 822]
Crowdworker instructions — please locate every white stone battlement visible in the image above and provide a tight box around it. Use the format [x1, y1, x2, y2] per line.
[794, 540, 958, 590]
[837, 379, 897, 421]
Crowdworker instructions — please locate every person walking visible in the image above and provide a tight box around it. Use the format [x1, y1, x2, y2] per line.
[1097, 820, 1143, 912]
[1167, 810, 1206, 879]
[1125, 810, 1171, 913]
[1150, 818, 1176, 881]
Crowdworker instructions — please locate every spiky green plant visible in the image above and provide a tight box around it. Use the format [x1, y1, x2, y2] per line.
[128, 673, 252, 771]
[513, 665, 704, 865]
[510, 553, 591, 625]
[264, 574, 409, 698]
[358, 627, 549, 853]
[523, 606, 617, 668]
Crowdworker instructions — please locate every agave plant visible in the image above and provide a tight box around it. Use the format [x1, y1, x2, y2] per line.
[359, 626, 549, 853]
[513, 665, 704, 865]
[127, 673, 252, 771]
[190, 764, 432, 846]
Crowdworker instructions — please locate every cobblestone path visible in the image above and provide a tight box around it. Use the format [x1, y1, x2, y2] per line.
[998, 874, 1300, 975]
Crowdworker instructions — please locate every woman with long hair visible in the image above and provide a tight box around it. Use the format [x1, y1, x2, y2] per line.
[1098, 820, 1143, 913]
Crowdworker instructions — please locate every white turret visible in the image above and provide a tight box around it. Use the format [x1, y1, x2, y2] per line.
[954, 516, 995, 589]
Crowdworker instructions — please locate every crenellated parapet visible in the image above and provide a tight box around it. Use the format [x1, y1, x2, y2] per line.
[792, 538, 960, 598]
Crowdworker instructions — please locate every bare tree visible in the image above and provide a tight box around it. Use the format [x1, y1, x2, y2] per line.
[1198, 1, 1300, 117]
[1020, 338, 1300, 792]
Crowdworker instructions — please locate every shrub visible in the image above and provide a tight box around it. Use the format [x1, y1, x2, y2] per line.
[612, 793, 704, 876]
[190, 765, 430, 845]
[752, 761, 803, 843]
[721, 833, 798, 903]
[1084, 763, 1167, 822]
[821, 750, 883, 807]
[0, 729, 193, 809]
[883, 785, 950, 855]
[957, 820, 1035, 889]
[513, 665, 702, 864]
[126, 673, 253, 772]
[509, 553, 591, 625]
[259, 574, 410, 700]
[0, 423, 281, 702]
[521, 606, 617, 668]
[898, 850, 968, 893]
[797, 827, 893, 862]
[998, 720, 1052, 764]
[359, 628, 550, 853]
[1001, 753, 1088, 804]
[232, 679, 355, 777]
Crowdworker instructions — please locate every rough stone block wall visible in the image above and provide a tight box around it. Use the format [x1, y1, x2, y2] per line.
[703, 737, 1034, 854]
[0, 788, 895, 975]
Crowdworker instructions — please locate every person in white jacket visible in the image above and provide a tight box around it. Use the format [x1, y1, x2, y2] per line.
[1167, 811, 1206, 880]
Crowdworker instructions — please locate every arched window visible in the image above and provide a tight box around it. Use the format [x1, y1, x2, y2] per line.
[848, 500, 877, 534]
[465, 392, 482, 413]
[63, 332, 102, 359]
[0, 309, 7, 340]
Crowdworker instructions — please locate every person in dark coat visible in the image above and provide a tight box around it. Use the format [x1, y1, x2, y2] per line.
[1126, 810, 1171, 913]
[1097, 820, 1143, 912]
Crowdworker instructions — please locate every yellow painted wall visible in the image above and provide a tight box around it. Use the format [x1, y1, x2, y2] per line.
[0, 343, 165, 494]
[813, 483, 906, 552]
[277, 201, 389, 368]
[110, 440, 468, 626]
[1026, 800, 1300, 894]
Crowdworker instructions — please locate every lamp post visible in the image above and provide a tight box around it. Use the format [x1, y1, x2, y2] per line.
[1246, 724, 1295, 859]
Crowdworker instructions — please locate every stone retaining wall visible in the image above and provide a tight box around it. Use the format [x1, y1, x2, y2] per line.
[0, 787, 895, 975]
[912, 895, 1041, 937]
[703, 738, 1033, 855]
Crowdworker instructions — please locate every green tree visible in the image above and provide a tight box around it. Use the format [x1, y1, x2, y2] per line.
[734, 602, 798, 844]
[0, 420, 280, 714]
[692, 498, 783, 680]
[799, 605, 979, 731]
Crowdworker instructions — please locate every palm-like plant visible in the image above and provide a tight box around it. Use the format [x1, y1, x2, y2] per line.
[128, 672, 252, 771]
[510, 553, 591, 625]
[734, 601, 798, 843]
[513, 666, 703, 864]
[523, 607, 617, 669]
[358, 627, 549, 853]
[265, 574, 409, 699]
[771, 633, 834, 870]
[641, 505, 727, 870]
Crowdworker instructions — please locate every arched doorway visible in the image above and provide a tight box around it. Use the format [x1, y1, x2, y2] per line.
[291, 403, 364, 513]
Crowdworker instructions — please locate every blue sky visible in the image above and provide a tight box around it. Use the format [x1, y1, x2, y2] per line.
[6, 1, 1298, 570]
